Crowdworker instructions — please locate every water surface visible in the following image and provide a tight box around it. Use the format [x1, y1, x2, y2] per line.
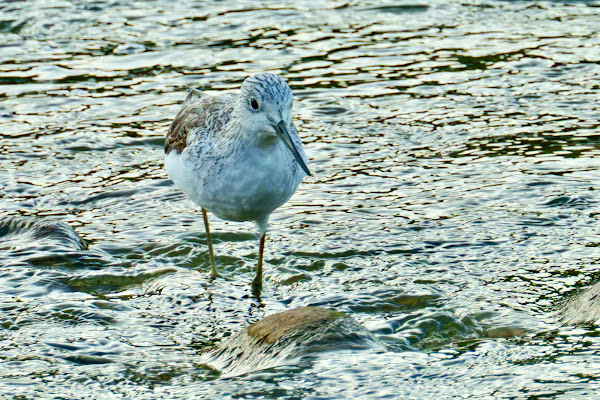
[1, 0, 600, 398]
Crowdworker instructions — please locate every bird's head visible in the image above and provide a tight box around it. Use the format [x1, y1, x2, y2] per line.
[235, 73, 311, 176]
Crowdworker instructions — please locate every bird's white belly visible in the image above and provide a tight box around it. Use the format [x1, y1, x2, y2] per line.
[165, 144, 302, 223]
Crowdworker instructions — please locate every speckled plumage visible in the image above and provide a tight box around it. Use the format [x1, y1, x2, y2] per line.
[164, 90, 235, 155]
[164, 73, 310, 289]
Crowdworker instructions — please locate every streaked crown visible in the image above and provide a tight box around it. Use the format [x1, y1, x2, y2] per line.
[240, 73, 293, 106]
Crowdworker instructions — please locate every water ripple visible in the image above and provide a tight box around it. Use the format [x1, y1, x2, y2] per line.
[1, 0, 600, 398]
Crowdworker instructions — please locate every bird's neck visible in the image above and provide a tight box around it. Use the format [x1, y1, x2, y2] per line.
[227, 118, 279, 149]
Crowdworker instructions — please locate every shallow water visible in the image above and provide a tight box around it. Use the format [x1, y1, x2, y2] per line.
[1, 0, 600, 398]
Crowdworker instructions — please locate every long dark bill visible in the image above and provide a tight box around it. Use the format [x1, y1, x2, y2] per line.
[274, 120, 312, 177]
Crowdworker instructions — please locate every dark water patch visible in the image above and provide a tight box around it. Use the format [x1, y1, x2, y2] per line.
[445, 132, 600, 160]
[363, 5, 430, 14]
[43, 302, 119, 326]
[307, 288, 446, 314]
[284, 248, 389, 260]
[0, 18, 31, 34]
[70, 189, 140, 206]
[376, 308, 528, 351]
[63, 267, 177, 295]
[23, 251, 95, 269]
[64, 354, 114, 365]
[544, 195, 596, 210]
[387, 310, 485, 350]
[0, 215, 87, 251]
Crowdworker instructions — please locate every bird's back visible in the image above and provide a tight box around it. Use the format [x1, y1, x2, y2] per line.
[165, 90, 235, 155]
[164, 79, 307, 225]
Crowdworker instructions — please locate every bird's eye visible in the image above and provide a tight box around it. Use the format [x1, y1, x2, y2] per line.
[250, 98, 259, 110]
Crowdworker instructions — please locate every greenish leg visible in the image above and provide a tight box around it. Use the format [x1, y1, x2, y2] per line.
[202, 207, 217, 278]
[252, 233, 266, 295]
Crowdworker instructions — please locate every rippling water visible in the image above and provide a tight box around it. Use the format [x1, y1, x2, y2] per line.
[1, 0, 600, 398]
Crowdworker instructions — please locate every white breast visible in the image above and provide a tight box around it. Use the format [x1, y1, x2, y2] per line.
[165, 141, 303, 223]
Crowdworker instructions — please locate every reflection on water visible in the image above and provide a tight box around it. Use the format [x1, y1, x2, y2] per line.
[1, 0, 600, 398]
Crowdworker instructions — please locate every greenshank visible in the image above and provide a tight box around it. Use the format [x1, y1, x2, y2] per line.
[164, 73, 311, 292]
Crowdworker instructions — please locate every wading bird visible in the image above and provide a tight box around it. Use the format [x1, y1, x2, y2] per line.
[164, 73, 310, 293]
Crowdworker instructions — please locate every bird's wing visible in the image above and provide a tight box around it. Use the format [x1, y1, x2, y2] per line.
[165, 91, 235, 155]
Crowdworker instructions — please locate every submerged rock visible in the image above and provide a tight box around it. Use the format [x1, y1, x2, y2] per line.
[560, 282, 600, 325]
[0, 215, 87, 251]
[204, 306, 383, 377]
